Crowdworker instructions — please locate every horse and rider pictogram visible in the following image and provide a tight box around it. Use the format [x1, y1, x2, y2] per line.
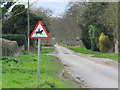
[30, 21, 50, 39]
[35, 28, 43, 36]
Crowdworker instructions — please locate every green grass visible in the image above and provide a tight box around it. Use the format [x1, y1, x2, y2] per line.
[60, 44, 118, 61]
[41, 47, 54, 54]
[60, 44, 100, 54]
[31, 46, 54, 54]
[2, 47, 80, 88]
[93, 53, 118, 61]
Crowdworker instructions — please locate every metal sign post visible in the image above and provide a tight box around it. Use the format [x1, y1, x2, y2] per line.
[38, 39, 41, 83]
[30, 21, 50, 83]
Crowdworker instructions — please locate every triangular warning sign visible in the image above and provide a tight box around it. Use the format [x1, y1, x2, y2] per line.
[30, 21, 50, 39]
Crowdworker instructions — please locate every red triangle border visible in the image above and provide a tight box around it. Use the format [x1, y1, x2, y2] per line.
[30, 21, 50, 39]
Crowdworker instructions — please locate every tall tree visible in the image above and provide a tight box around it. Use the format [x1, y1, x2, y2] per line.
[99, 2, 118, 53]
[81, 2, 118, 52]
[1, 1, 15, 19]
[2, 4, 51, 35]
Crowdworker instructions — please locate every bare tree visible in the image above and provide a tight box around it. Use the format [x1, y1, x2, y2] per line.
[30, 7, 54, 17]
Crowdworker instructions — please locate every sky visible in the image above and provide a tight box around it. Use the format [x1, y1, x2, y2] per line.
[8, 0, 70, 17]
[32, 1, 69, 16]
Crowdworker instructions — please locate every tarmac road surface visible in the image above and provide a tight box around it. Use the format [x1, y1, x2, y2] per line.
[54, 45, 118, 88]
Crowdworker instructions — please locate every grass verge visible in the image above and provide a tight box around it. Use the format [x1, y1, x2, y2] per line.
[31, 46, 54, 54]
[60, 44, 118, 61]
[2, 47, 80, 88]
[93, 53, 118, 61]
[41, 47, 54, 54]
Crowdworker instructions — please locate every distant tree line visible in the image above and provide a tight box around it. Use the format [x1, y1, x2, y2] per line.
[81, 2, 118, 53]
[50, 2, 119, 53]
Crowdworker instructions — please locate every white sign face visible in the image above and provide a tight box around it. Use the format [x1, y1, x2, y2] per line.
[32, 24, 47, 37]
[30, 21, 50, 39]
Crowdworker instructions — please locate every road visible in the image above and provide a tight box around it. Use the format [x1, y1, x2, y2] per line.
[54, 45, 118, 88]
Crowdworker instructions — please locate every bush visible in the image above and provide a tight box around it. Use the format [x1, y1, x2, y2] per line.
[99, 33, 110, 52]
[2, 34, 26, 46]
[1, 38, 18, 56]
[88, 25, 99, 51]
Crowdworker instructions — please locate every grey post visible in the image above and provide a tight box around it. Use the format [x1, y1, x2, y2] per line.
[38, 39, 41, 83]
[27, 0, 30, 53]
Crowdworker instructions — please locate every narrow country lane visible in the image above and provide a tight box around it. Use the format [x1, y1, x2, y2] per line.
[54, 45, 118, 88]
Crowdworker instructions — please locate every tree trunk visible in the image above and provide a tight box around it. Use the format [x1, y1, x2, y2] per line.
[115, 40, 118, 53]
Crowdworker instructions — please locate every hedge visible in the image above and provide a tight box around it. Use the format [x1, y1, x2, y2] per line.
[2, 34, 26, 46]
[2, 38, 18, 57]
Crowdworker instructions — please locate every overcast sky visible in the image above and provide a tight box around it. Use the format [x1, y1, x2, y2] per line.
[8, 0, 70, 17]
[32, 1, 69, 16]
